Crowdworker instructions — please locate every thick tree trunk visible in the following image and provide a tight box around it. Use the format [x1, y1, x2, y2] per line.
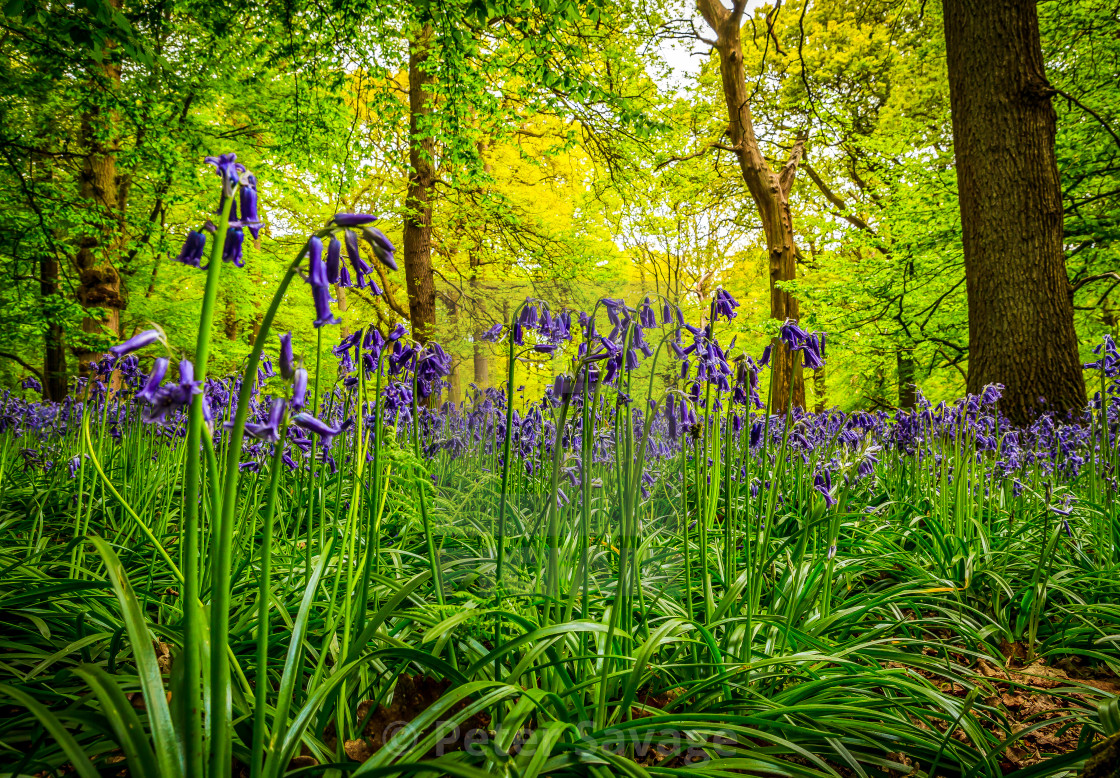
[403, 24, 438, 344]
[943, 0, 1086, 423]
[698, 0, 806, 411]
[40, 253, 67, 399]
[897, 347, 918, 409]
[74, 0, 126, 374]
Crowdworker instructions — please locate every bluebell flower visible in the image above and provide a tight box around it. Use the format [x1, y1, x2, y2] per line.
[205, 152, 244, 197]
[238, 172, 262, 239]
[110, 329, 162, 358]
[479, 323, 503, 343]
[245, 398, 285, 442]
[362, 227, 397, 271]
[326, 237, 342, 284]
[293, 412, 350, 448]
[223, 227, 245, 267]
[312, 283, 339, 328]
[175, 230, 208, 269]
[639, 297, 656, 329]
[713, 289, 739, 322]
[345, 230, 372, 279]
[332, 213, 378, 227]
[388, 323, 408, 341]
[279, 332, 295, 380]
[292, 368, 309, 410]
[136, 358, 169, 403]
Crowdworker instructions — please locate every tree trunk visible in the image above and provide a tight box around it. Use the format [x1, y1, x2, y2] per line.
[943, 0, 1086, 423]
[223, 293, 239, 341]
[897, 347, 918, 409]
[73, 0, 126, 373]
[813, 366, 827, 413]
[40, 253, 67, 400]
[468, 247, 489, 389]
[403, 24, 438, 344]
[337, 285, 349, 339]
[698, 0, 806, 411]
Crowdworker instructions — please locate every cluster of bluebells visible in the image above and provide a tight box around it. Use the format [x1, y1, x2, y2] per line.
[306, 214, 397, 327]
[6, 283, 1120, 534]
[174, 153, 262, 269]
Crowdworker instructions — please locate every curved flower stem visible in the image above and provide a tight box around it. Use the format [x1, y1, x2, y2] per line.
[210, 246, 307, 778]
[493, 301, 529, 681]
[250, 417, 288, 778]
[411, 372, 446, 608]
[182, 192, 235, 776]
[355, 350, 385, 639]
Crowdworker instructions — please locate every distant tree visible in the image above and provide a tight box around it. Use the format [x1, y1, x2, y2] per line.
[697, 0, 808, 411]
[942, 0, 1086, 422]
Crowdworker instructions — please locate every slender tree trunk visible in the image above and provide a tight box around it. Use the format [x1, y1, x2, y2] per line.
[897, 347, 917, 409]
[446, 297, 462, 405]
[468, 249, 489, 388]
[473, 341, 489, 388]
[73, 0, 126, 373]
[698, 0, 806, 411]
[337, 285, 349, 339]
[403, 24, 437, 344]
[223, 293, 239, 341]
[813, 367, 827, 413]
[943, 0, 1086, 423]
[40, 253, 67, 400]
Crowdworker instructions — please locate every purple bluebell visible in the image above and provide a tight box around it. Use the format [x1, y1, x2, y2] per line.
[110, 330, 162, 358]
[362, 227, 397, 271]
[332, 213, 378, 227]
[223, 227, 245, 267]
[205, 152, 244, 197]
[291, 368, 309, 410]
[238, 173, 262, 239]
[136, 358, 169, 403]
[345, 230, 372, 278]
[326, 237, 342, 284]
[245, 398, 285, 442]
[279, 332, 295, 380]
[479, 324, 501, 344]
[175, 230, 208, 269]
[293, 412, 350, 448]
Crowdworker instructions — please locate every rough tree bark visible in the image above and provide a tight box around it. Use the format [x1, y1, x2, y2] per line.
[698, 0, 807, 410]
[813, 367, 827, 413]
[471, 246, 489, 387]
[403, 23, 438, 345]
[40, 252, 67, 399]
[942, 0, 1086, 423]
[73, 0, 126, 373]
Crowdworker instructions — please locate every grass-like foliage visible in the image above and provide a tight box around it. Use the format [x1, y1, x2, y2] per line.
[0, 157, 1117, 778]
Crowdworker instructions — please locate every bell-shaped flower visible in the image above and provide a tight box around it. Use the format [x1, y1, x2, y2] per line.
[326, 237, 341, 284]
[244, 398, 285, 442]
[175, 231, 208, 269]
[345, 230, 372, 277]
[362, 227, 397, 271]
[135, 358, 169, 404]
[110, 329, 162, 358]
[278, 332, 295, 380]
[291, 368, 309, 410]
[332, 213, 378, 227]
[292, 412, 350, 448]
[223, 227, 245, 267]
[238, 173, 262, 239]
